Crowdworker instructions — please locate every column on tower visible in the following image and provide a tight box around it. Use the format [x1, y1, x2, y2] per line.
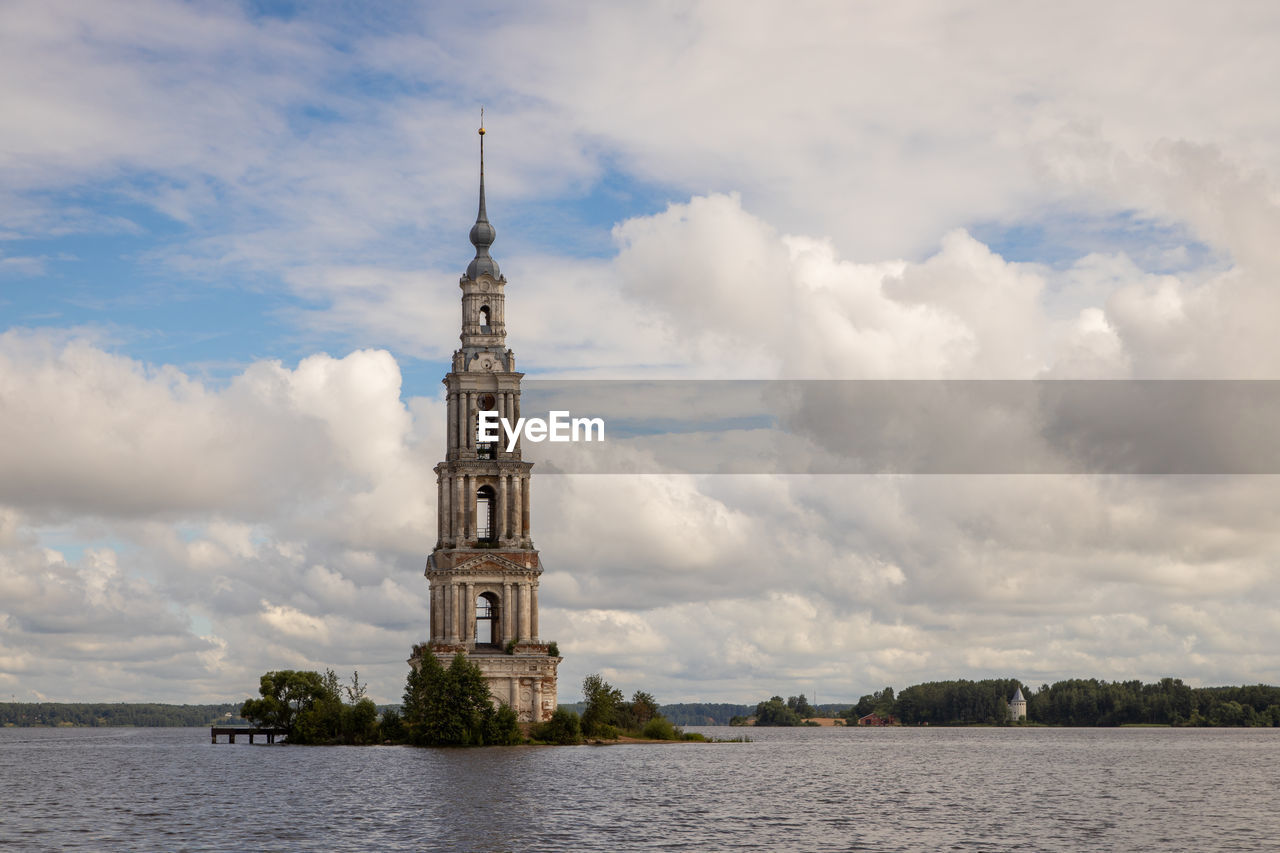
[436, 585, 444, 641]
[465, 581, 475, 643]
[428, 585, 437, 639]
[436, 476, 445, 543]
[500, 581, 508, 642]
[508, 581, 518, 642]
[464, 474, 474, 541]
[445, 477, 453, 541]
[444, 582, 452, 641]
[531, 584, 539, 641]
[465, 391, 474, 450]
[455, 582, 464, 642]
[455, 471, 465, 537]
[437, 585, 445, 641]
[454, 391, 465, 456]
[521, 581, 532, 641]
[442, 583, 452, 641]
[446, 582, 454, 641]
[456, 582, 465, 642]
[509, 471, 519, 537]
[521, 474, 531, 538]
[512, 578, 522, 637]
[513, 393, 521, 454]
[497, 474, 508, 541]
[509, 582, 519, 641]
[439, 586, 447, 641]
[446, 392, 453, 454]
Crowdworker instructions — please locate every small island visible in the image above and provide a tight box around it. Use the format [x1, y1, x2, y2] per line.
[232, 658, 704, 747]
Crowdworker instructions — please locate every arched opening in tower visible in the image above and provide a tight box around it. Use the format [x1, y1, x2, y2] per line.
[475, 592, 500, 647]
[476, 485, 496, 542]
[479, 305, 491, 330]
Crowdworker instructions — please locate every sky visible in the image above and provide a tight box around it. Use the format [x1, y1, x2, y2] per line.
[3, 0, 1280, 705]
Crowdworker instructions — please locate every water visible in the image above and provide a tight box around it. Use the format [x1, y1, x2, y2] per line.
[1, 726, 1277, 851]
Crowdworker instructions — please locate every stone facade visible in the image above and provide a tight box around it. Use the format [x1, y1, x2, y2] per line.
[409, 125, 559, 722]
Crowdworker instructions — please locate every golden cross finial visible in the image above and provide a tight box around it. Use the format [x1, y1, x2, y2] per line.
[479, 106, 485, 136]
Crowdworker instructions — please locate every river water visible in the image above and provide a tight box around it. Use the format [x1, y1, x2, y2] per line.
[1, 725, 1276, 852]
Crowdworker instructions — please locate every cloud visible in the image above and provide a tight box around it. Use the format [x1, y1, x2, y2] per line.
[0, 332, 424, 522]
[4, 324, 1280, 704]
[7, 170, 1280, 704]
[7, 2, 1276, 275]
[0, 336, 440, 701]
[528, 462, 1280, 700]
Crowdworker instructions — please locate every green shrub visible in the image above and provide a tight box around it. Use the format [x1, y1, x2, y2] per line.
[532, 708, 582, 744]
[546, 641, 559, 657]
[485, 702, 523, 745]
[343, 698, 380, 744]
[641, 716, 678, 740]
[379, 708, 406, 742]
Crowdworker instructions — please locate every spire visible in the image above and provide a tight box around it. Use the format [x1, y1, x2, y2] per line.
[467, 108, 500, 280]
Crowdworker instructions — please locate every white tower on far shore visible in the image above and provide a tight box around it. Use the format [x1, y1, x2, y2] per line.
[1009, 686, 1027, 721]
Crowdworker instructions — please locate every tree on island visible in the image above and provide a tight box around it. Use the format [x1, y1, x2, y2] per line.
[753, 696, 803, 726]
[738, 694, 819, 726]
[789, 694, 816, 719]
[240, 669, 380, 744]
[847, 687, 896, 722]
[618, 690, 661, 732]
[580, 674, 625, 737]
[401, 652, 521, 746]
[569, 674, 695, 741]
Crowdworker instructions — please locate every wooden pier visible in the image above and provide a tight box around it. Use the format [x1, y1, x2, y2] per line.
[210, 726, 285, 744]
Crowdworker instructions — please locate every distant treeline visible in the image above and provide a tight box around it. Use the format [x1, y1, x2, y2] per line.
[847, 678, 1280, 726]
[659, 703, 752, 726]
[1, 703, 246, 728]
[10, 679, 1280, 729]
[560, 703, 851, 726]
[1031, 679, 1280, 727]
[564, 702, 746, 725]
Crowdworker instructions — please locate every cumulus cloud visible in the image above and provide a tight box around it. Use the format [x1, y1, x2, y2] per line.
[533, 469, 1280, 699]
[0, 333, 426, 522]
[0, 336, 439, 701]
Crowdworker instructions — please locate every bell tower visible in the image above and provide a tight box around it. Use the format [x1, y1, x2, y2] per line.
[412, 118, 560, 722]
